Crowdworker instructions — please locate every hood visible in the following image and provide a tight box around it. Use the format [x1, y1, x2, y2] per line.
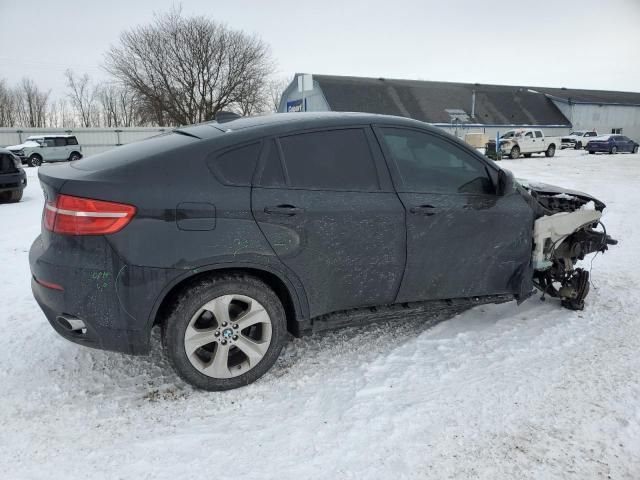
[517, 179, 606, 212]
[5, 141, 40, 150]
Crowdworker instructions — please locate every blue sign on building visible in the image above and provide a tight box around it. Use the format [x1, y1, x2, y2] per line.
[286, 98, 306, 112]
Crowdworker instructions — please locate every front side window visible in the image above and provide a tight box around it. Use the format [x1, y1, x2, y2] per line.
[278, 128, 379, 191]
[379, 128, 495, 195]
[535, 131, 543, 138]
[43, 139, 55, 147]
[525, 132, 533, 138]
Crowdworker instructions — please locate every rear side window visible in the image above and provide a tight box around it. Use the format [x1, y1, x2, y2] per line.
[54, 138, 66, 147]
[258, 139, 287, 187]
[278, 129, 379, 191]
[208, 142, 261, 186]
[67, 136, 78, 145]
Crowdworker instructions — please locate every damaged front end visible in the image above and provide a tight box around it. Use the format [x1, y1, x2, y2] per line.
[518, 180, 617, 310]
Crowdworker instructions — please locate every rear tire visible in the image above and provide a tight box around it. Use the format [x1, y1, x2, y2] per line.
[633, 145, 639, 154]
[545, 145, 556, 157]
[162, 274, 287, 391]
[610, 146, 617, 155]
[68, 152, 82, 161]
[27, 154, 42, 167]
[0, 189, 23, 203]
[509, 146, 520, 159]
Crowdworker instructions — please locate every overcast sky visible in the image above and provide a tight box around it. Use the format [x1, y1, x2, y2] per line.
[1, 0, 639, 98]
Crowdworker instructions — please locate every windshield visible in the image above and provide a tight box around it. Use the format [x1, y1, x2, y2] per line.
[500, 131, 517, 139]
[25, 137, 44, 145]
[569, 131, 585, 136]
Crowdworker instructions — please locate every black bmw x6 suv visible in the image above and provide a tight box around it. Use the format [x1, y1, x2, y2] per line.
[30, 112, 612, 390]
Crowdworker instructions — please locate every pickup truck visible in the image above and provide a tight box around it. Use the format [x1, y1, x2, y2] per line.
[485, 129, 561, 160]
[561, 130, 598, 150]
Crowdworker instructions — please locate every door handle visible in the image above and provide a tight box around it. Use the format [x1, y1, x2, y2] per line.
[264, 205, 305, 216]
[409, 205, 437, 216]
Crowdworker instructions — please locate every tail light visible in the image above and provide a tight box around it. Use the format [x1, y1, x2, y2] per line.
[44, 194, 136, 235]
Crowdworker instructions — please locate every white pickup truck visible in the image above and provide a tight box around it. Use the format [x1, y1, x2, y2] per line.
[560, 130, 598, 150]
[488, 129, 562, 160]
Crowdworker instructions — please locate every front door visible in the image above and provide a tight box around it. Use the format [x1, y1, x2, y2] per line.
[375, 126, 534, 302]
[520, 131, 536, 153]
[251, 128, 406, 318]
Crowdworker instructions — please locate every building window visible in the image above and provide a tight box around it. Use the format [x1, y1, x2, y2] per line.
[611, 128, 623, 134]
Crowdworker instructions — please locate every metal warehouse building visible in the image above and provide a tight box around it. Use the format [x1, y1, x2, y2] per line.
[279, 74, 640, 141]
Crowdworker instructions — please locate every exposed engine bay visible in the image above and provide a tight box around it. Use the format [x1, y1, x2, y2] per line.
[518, 179, 617, 310]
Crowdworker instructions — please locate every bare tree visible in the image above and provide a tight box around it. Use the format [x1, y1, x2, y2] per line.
[104, 8, 274, 125]
[0, 79, 19, 127]
[15, 78, 50, 127]
[65, 69, 98, 127]
[266, 76, 291, 113]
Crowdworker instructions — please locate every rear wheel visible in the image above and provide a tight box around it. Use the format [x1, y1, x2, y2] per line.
[68, 152, 82, 161]
[610, 146, 617, 155]
[27, 154, 42, 167]
[545, 145, 556, 157]
[0, 189, 23, 203]
[633, 145, 639, 154]
[163, 275, 287, 391]
[509, 146, 520, 159]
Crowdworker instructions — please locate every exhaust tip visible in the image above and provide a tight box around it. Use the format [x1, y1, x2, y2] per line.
[56, 315, 86, 333]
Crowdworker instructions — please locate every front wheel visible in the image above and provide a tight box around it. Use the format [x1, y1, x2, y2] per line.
[28, 154, 42, 167]
[509, 146, 520, 159]
[163, 275, 287, 391]
[610, 146, 617, 155]
[633, 145, 639, 154]
[575, 142, 582, 150]
[545, 145, 556, 157]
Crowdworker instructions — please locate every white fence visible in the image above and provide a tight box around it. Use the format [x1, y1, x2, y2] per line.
[0, 127, 169, 157]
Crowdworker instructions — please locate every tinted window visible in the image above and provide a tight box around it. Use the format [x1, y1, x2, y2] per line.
[258, 139, 286, 187]
[67, 136, 78, 145]
[54, 138, 66, 147]
[525, 132, 533, 138]
[207, 142, 261, 186]
[587, 132, 596, 137]
[535, 131, 543, 138]
[380, 128, 494, 195]
[278, 129, 379, 190]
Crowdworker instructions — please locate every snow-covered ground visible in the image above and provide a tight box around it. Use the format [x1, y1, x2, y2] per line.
[1, 149, 639, 479]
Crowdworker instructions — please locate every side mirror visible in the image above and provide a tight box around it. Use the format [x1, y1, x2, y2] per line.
[497, 168, 514, 196]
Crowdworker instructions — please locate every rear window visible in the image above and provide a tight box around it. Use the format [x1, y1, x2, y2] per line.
[278, 129, 379, 191]
[67, 136, 78, 145]
[207, 142, 261, 186]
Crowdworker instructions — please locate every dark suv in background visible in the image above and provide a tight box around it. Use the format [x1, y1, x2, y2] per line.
[0, 148, 26, 202]
[29, 113, 611, 390]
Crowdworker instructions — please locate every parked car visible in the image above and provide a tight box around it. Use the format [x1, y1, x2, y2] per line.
[30, 113, 615, 391]
[0, 148, 26, 202]
[485, 129, 561, 159]
[6, 135, 82, 167]
[561, 130, 598, 150]
[586, 135, 639, 154]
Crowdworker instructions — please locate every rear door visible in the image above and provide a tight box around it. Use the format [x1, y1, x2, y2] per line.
[251, 127, 406, 318]
[534, 130, 544, 151]
[53, 137, 69, 160]
[374, 126, 534, 302]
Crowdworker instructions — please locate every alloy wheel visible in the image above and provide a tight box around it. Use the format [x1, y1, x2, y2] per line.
[183, 294, 272, 379]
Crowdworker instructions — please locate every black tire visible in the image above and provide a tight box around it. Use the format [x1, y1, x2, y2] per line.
[610, 146, 617, 155]
[545, 145, 556, 158]
[0, 189, 23, 203]
[575, 141, 582, 150]
[633, 145, 639, 154]
[68, 152, 82, 161]
[162, 274, 287, 391]
[523, 153, 532, 158]
[27, 154, 42, 167]
[509, 146, 520, 159]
